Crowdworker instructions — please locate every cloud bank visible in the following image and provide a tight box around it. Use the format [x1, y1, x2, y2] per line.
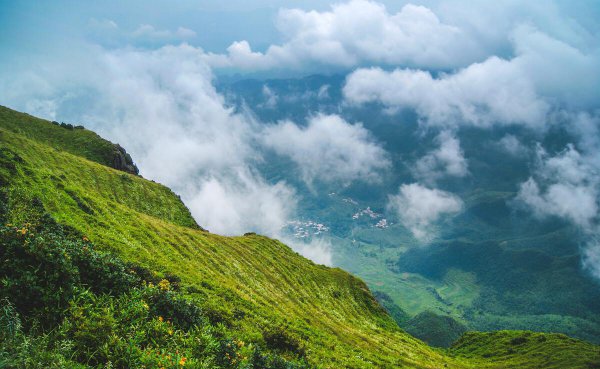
[343, 24, 599, 129]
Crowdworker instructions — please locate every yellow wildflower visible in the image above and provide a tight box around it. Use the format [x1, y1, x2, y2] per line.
[158, 316, 164, 322]
[158, 279, 170, 291]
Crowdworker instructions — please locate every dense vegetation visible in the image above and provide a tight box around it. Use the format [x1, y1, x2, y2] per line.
[404, 311, 467, 348]
[449, 331, 600, 369]
[0, 219, 308, 368]
[0, 105, 599, 368]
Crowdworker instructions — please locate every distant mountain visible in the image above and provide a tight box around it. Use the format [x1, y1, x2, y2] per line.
[217, 75, 600, 346]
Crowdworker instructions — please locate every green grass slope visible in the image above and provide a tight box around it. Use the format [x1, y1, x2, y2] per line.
[0, 106, 117, 170]
[404, 311, 468, 348]
[449, 331, 600, 369]
[1, 106, 598, 368]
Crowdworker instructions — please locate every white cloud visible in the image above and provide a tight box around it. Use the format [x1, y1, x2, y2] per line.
[518, 178, 597, 229]
[497, 134, 527, 156]
[516, 145, 598, 229]
[262, 114, 390, 186]
[414, 130, 468, 184]
[387, 183, 463, 241]
[514, 119, 600, 279]
[511, 24, 600, 110]
[260, 85, 278, 108]
[427, 0, 597, 56]
[317, 84, 330, 100]
[131, 24, 197, 42]
[132, 24, 172, 39]
[205, 1, 483, 70]
[204, 1, 599, 79]
[95, 45, 250, 173]
[175, 27, 197, 39]
[3, 0, 599, 274]
[186, 170, 297, 236]
[87, 20, 196, 47]
[583, 238, 600, 280]
[282, 237, 333, 266]
[343, 58, 548, 129]
[83, 45, 302, 239]
[567, 112, 600, 154]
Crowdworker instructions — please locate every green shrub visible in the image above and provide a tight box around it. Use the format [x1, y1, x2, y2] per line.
[66, 292, 116, 365]
[0, 221, 142, 327]
[0, 224, 81, 327]
[248, 347, 310, 369]
[263, 324, 305, 356]
[142, 284, 204, 330]
[72, 242, 139, 295]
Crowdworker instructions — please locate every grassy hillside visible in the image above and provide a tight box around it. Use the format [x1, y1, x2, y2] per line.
[0, 105, 598, 368]
[449, 331, 600, 369]
[404, 311, 468, 348]
[0, 106, 139, 175]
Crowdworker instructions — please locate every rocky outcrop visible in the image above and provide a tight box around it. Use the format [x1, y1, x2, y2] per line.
[112, 144, 139, 175]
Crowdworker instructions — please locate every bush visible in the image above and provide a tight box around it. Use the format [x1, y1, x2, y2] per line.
[0, 224, 81, 327]
[66, 293, 116, 365]
[73, 243, 139, 295]
[248, 347, 310, 369]
[263, 324, 305, 356]
[510, 336, 528, 345]
[143, 285, 204, 330]
[0, 222, 142, 327]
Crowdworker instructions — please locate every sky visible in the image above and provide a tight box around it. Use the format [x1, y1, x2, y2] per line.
[1, 0, 600, 271]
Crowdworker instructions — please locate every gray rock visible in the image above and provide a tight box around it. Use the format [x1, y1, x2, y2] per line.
[112, 144, 139, 175]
